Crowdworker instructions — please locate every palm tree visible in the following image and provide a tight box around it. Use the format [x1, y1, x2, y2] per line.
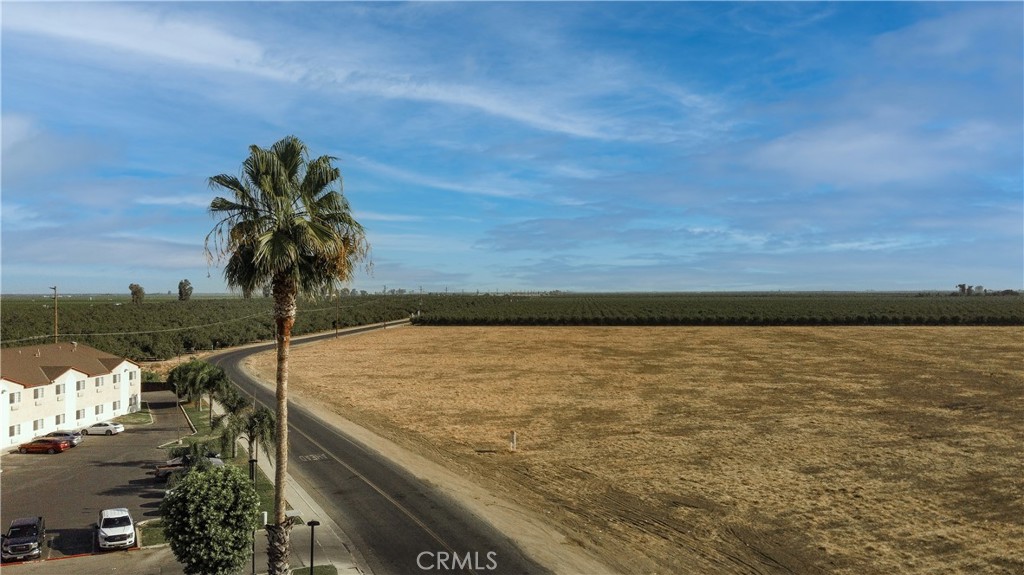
[242, 405, 276, 464]
[169, 360, 230, 427]
[205, 135, 369, 575]
[198, 366, 230, 429]
[167, 360, 203, 406]
[214, 386, 250, 458]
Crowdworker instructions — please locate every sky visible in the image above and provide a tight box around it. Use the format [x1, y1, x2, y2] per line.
[1, 2, 1021, 295]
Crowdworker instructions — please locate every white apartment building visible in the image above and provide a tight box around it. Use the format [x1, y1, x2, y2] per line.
[1, 342, 141, 448]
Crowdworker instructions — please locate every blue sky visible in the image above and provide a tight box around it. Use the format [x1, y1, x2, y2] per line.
[2, 2, 1021, 295]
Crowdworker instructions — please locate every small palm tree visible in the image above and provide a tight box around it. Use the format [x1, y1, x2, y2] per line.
[167, 361, 203, 406]
[242, 405, 276, 464]
[205, 135, 369, 575]
[169, 360, 230, 427]
[214, 387, 250, 458]
[198, 365, 230, 429]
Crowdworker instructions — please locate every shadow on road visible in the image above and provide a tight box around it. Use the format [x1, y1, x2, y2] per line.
[96, 478, 158, 498]
[93, 459, 154, 469]
[49, 528, 93, 556]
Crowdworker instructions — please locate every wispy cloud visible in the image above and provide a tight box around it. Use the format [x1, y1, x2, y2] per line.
[0, 203, 56, 231]
[135, 195, 212, 208]
[0, 114, 107, 187]
[3, 3, 291, 81]
[356, 211, 424, 223]
[4, 2, 733, 146]
[349, 154, 535, 199]
[748, 120, 1005, 187]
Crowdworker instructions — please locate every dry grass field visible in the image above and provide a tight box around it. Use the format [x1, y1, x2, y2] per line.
[248, 326, 1023, 575]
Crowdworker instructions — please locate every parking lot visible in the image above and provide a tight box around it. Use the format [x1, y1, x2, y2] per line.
[0, 390, 188, 561]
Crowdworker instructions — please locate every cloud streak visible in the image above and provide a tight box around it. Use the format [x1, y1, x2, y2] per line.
[3, 3, 291, 80]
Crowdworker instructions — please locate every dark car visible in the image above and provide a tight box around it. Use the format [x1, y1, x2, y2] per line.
[153, 456, 224, 480]
[1, 516, 45, 562]
[17, 438, 69, 454]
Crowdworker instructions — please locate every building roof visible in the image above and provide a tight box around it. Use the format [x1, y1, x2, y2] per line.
[0, 343, 136, 388]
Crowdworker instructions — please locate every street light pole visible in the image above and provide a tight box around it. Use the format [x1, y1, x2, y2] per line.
[307, 520, 320, 574]
[249, 456, 258, 574]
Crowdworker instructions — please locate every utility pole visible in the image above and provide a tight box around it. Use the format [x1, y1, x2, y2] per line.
[50, 286, 58, 343]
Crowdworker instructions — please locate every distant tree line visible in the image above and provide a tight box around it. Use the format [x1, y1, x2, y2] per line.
[408, 293, 1024, 327]
[3, 293, 1021, 361]
[1, 294, 415, 360]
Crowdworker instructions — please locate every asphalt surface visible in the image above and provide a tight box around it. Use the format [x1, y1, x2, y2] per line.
[0, 391, 187, 561]
[210, 326, 550, 575]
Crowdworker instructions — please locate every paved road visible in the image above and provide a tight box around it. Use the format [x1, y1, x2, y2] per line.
[210, 326, 549, 575]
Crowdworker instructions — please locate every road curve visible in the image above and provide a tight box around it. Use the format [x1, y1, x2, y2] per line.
[209, 325, 550, 575]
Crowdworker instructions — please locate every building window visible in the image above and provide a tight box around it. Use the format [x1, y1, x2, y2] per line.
[55, 414, 65, 426]
[95, 377, 104, 387]
[33, 419, 45, 431]
[95, 405, 104, 415]
[128, 371, 136, 381]
[8, 392, 20, 405]
[76, 409, 85, 420]
[34, 388, 45, 400]
[55, 384, 65, 395]
[8, 424, 21, 437]
[76, 380, 86, 391]
[112, 401, 121, 411]
[112, 374, 121, 384]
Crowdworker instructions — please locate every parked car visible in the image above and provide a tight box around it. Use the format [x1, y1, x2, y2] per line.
[81, 422, 125, 436]
[154, 456, 224, 480]
[96, 508, 135, 550]
[1, 516, 45, 562]
[17, 438, 69, 454]
[42, 430, 83, 447]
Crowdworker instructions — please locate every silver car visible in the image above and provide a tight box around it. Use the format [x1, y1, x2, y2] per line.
[42, 430, 83, 447]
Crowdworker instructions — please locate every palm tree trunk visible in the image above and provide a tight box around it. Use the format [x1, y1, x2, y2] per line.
[268, 280, 296, 575]
[266, 523, 292, 575]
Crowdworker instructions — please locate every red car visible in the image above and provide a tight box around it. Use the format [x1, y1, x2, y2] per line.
[17, 438, 69, 454]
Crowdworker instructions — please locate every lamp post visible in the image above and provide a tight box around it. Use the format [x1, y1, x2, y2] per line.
[250, 458, 258, 574]
[307, 520, 320, 574]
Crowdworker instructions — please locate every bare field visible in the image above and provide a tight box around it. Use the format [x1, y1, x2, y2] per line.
[248, 326, 1024, 575]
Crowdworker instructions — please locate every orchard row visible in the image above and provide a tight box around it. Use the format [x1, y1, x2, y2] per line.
[2, 292, 1020, 360]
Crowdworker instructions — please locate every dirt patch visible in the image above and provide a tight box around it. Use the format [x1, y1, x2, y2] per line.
[247, 326, 1024, 575]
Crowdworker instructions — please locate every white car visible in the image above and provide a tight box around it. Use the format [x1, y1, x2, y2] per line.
[81, 422, 125, 436]
[96, 508, 135, 550]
